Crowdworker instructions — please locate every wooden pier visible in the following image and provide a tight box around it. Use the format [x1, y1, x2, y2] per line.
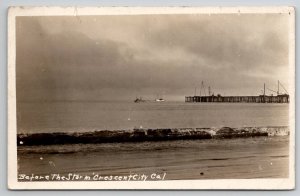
[186, 81, 289, 103]
[185, 94, 289, 103]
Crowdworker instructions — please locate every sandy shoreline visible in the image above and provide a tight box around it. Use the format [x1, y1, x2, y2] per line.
[17, 136, 289, 180]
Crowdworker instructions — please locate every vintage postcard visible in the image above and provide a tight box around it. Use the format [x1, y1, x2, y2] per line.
[8, 7, 295, 190]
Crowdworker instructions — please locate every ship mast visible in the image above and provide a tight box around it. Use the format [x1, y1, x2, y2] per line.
[277, 80, 280, 95]
[200, 81, 206, 97]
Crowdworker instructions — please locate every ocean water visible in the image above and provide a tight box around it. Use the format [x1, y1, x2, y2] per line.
[17, 101, 289, 133]
[17, 101, 290, 180]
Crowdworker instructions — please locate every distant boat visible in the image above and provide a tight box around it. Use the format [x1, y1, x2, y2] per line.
[155, 98, 165, 102]
[155, 93, 165, 102]
[134, 97, 146, 103]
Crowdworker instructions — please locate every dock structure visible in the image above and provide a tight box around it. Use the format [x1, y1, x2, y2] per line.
[185, 94, 289, 103]
[185, 81, 289, 103]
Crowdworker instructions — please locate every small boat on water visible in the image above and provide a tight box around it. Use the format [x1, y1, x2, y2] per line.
[134, 97, 146, 103]
[155, 98, 165, 102]
[134, 95, 165, 103]
[155, 93, 165, 102]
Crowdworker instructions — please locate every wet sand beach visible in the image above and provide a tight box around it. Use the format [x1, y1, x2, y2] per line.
[18, 136, 289, 180]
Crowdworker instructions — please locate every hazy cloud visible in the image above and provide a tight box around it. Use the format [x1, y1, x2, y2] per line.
[16, 14, 291, 101]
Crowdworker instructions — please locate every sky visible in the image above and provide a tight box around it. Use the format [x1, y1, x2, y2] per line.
[16, 14, 291, 102]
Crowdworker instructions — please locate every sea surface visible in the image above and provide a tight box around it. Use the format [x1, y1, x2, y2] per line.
[17, 101, 290, 180]
[17, 101, 289, 133]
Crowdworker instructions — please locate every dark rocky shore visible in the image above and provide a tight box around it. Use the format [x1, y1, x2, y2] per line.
[17, 126, 289, 146]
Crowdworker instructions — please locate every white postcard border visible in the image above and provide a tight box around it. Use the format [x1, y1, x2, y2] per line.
[7, 6, 295, 190]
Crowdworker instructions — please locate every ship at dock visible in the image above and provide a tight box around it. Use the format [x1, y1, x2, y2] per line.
[185, 81, 289, 103]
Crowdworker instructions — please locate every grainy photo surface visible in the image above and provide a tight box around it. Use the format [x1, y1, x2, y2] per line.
[8, 7, 295, 189]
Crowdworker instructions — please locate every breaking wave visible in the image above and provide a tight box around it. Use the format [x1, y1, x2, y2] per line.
[17, 126, 289, 146]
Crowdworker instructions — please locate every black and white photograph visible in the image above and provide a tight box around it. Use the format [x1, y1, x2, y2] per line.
[7, 7, 295, 189]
